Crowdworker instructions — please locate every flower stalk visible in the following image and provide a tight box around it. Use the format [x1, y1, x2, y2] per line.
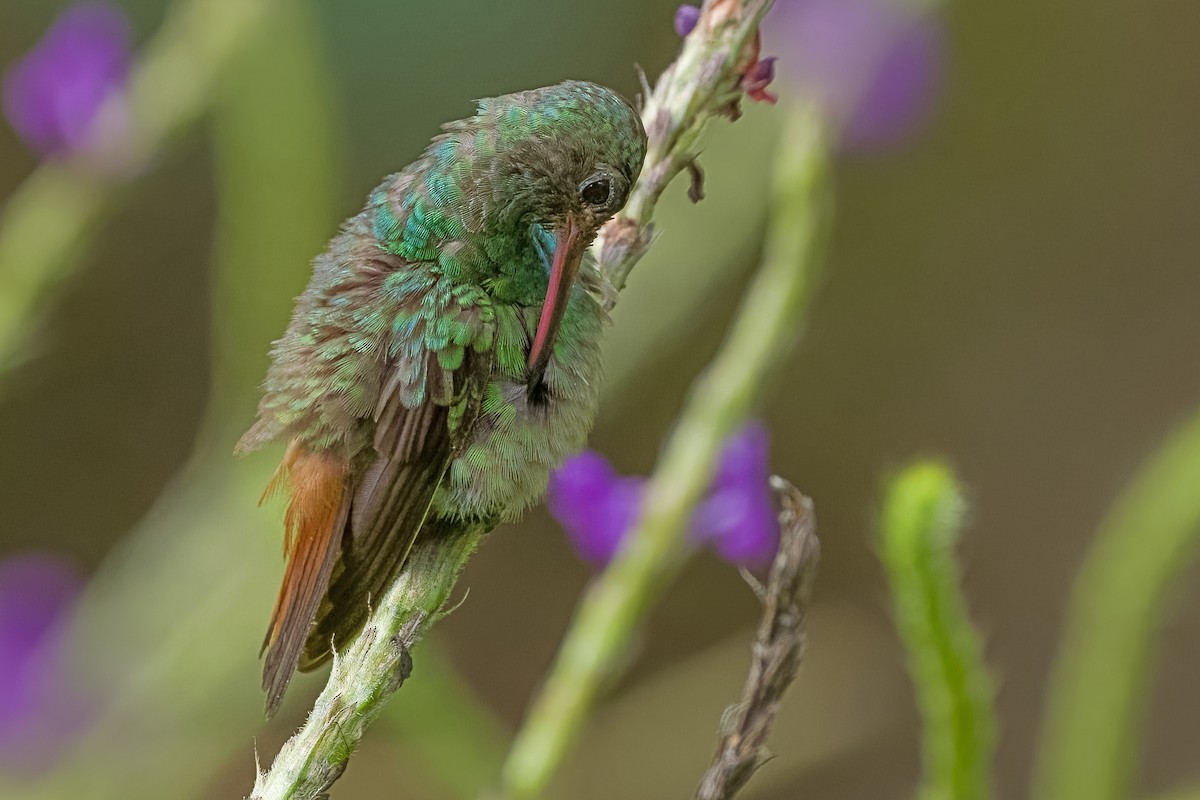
[1032, 410, 1200, 800]
[879, 461, 995, 800]
[595, 0, 776, 300]
[249, 530, 485, 800]
[693, 477, 820, 800]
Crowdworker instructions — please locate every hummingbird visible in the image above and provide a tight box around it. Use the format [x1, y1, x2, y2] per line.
[238, 80, 647, 713]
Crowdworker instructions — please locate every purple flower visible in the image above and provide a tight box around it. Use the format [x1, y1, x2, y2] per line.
[674, 5, 702, 38]
[842, 17, 943, 149]
[547, 451, 646, 567]
[692, 423, 779, 568]
[765, 0, 945, 151]
[0, 553, 84, 776]
[2, 2, 132, 157]
[547, 424, 780, 569]
[741, 56, 779, 105]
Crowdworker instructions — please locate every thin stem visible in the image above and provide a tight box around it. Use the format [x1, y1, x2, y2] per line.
[595, 0, 774, 301]
[1032, 410, 1200, 800]
[499, 104, 829, 799]
[879, 461, 995, 800]
[693, 477, 820, 800]
[249, 529, 486, 800]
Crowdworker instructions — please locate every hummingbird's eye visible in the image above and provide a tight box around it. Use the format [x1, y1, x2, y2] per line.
[580, 176, 612, 207]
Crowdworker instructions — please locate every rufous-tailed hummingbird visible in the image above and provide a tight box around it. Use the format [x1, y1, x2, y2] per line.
[239, 81, 647, 713]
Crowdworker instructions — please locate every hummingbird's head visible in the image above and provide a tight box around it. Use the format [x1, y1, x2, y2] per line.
[445, 80, 647, 386]
[476, 80, 647, 232]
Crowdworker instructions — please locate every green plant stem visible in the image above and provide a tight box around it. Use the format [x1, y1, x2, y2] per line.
[694, 478, 820, 800]
[595, 0, 775, 300]
[249, 530, 486, 800]
[1032, 410, 1200, 800]
[0, 0, 279, 375]
[879, 461, 995, 800]
[499, 104, 829, 799]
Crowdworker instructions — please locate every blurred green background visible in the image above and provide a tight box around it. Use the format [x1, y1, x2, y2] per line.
[2, 0, 1199, 798]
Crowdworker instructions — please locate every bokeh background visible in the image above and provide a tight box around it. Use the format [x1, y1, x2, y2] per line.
[2, 0, 1199, 798]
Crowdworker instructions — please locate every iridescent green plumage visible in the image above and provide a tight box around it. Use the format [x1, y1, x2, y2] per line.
[239, 81, 646, 713]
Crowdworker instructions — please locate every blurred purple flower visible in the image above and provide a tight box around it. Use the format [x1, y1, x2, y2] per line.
[547, 451, 646, 567]
[675, 4, 702, 38]
[548, 424, 779, 569]
[691, 423, 778, 568]
[0, 552, 84, 776]
[2, 2, 132, 157]
[842, 17, 943, 149]
[765, 0, 945, 151]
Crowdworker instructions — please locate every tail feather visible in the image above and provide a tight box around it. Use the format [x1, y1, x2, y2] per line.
[297, 455, 449, 672]
[260, 442, 350, 717]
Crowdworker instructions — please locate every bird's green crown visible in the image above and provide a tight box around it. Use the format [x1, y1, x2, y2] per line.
[369, 80, 647, 302]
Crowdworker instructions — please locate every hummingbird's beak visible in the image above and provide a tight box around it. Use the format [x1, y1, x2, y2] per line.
[528, 212, 586, 390]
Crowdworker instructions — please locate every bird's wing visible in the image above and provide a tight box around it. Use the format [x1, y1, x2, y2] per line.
[258, 271, 490, 715]
[298, 283, 490, 671]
